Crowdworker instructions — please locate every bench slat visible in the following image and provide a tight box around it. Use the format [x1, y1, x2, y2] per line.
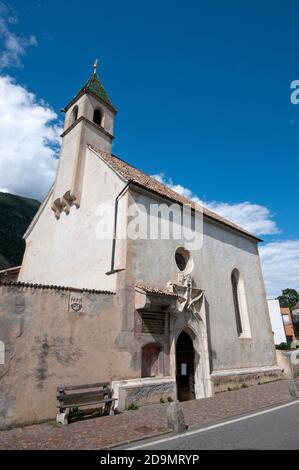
[58, 391, 112, 404]
[58, 398, 116, 409]
[58, 389, 112, 399]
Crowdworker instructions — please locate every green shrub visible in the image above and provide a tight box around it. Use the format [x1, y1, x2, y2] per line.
[241, 383, 248, 389]
[91, 408, 103, 417]
[160, 397, 166, 403]
[167, 396, 173, 402]
[127, 402, 138, 411]
[276, 343, 291, 350]
[69, 407, 84, 419]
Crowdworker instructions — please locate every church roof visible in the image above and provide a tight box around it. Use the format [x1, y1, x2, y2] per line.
[90, 145, 262, 242]
[84, 72, 114, 108]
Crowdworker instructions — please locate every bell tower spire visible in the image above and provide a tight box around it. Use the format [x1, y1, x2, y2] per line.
[51, 62, 117, 219]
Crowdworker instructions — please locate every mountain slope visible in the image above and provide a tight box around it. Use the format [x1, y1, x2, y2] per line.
[0, 192, 40, 269]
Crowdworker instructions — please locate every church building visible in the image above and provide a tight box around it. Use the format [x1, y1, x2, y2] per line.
[0, 64, 280, 427]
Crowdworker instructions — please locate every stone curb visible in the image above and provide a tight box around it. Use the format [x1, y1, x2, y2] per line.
[104, 429, 172, 449]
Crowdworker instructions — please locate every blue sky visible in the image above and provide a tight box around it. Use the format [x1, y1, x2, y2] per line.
[0, 0, 298, 296]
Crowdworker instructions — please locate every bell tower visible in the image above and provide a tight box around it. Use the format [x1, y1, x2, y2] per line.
[51, 61, 117, 218]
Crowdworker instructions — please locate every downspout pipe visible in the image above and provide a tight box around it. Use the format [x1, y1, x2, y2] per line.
[108, 182, 130, 274]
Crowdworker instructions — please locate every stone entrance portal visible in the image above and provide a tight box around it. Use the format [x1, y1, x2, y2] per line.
[176, 331, 195, 401]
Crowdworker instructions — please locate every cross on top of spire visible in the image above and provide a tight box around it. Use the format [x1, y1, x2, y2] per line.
[93, 59, 99, 75]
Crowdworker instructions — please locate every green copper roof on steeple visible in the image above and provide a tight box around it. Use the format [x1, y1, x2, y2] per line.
[85, 71, 114, 109]
[64, 61, 116, 113]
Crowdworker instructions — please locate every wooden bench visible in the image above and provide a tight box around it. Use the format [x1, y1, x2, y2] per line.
[56, 382, 116, 424]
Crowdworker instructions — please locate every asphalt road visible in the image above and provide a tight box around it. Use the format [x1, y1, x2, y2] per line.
[123, 400, 299, 450]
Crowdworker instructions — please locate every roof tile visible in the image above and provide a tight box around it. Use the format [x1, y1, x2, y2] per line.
[90, 146, 261, 242]
[0, 280, 115, 295]
[135, 284, 178, 297]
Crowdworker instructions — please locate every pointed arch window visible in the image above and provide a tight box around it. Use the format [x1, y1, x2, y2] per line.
[231, 269, 251, 338]
[231, 270, 242, 336]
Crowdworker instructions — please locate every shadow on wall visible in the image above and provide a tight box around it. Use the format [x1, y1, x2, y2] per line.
[204, 296, 213, 374]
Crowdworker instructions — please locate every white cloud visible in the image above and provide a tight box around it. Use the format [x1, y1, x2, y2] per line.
[259, 241, 299, 298]
[0, 2, 37, 69]
[203, 201, 278, 236]
[152, 173, 279, 236]
[0, 75, 61, 200]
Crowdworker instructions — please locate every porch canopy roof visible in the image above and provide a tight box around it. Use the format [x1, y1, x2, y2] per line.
[135, 284, 178, 312]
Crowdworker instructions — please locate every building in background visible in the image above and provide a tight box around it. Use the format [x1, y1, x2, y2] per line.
[267, 299, 286, 345]
[0, 266, 20, 282]
[291, 302, 299, 340]
[280, 307, 297, 343]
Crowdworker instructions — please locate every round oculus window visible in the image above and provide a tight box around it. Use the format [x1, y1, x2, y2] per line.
[175, 247, 191, 272]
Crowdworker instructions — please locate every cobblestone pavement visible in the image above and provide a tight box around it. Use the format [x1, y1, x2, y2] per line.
[181, 379, 292, 427]
[0, 380, 293, 449]
[0, 405, 169, 450]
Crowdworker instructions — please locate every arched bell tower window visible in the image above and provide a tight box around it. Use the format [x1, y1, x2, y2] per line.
[93, 108, 103, 127]
[231, 269, 251, 338]
[71, 105, 78, 124]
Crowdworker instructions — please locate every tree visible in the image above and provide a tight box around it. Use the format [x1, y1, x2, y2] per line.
[277, 288, 299, 309]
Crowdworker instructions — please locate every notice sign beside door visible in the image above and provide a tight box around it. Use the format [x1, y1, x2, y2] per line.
[181, 363, 187, 376]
